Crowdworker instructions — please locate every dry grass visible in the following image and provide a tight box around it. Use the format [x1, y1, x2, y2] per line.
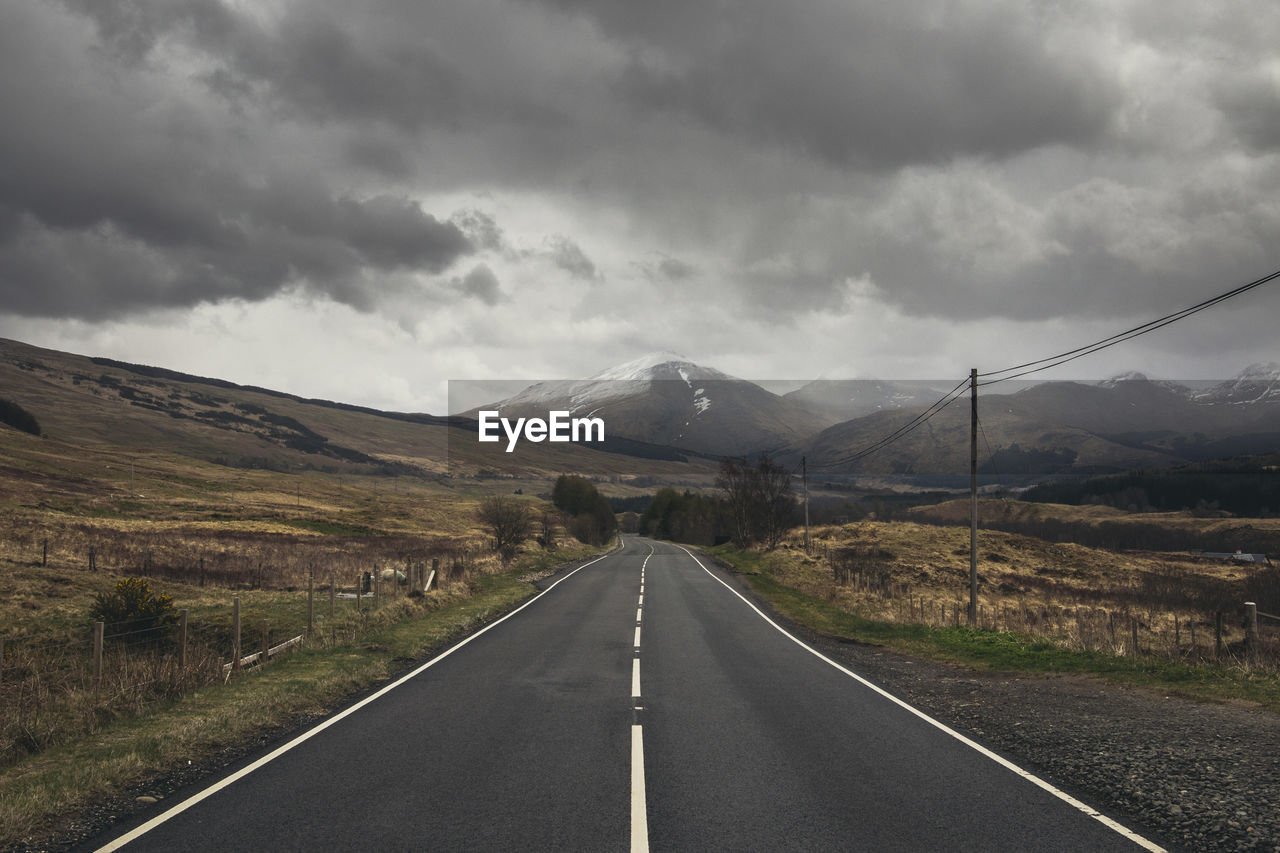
[769, 519, 1278, 662]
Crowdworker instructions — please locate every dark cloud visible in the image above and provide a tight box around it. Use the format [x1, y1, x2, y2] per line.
[545, 235, 598, 281]
[0, 2, 474, 319]
[546, 0, 1120, 168]
[455, 263, 504, 305]
[451, 210, 508, 254]
[657, 256, 696, 281]
[1215, 73, 1280, 151]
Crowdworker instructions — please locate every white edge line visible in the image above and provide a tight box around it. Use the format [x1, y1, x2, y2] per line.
[631, 724, 649, 851]
[671, 544, 1166, 853]
[95, 549, 619, 853]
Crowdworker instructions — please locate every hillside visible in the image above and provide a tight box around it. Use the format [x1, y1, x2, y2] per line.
[801, 372, 1280, 478]
[0, 338, 715, 492]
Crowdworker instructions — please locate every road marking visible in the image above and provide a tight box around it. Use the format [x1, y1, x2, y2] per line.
[636, 607, 643, 623]
[631, 724, 649, 852]
[671, 543, 1167, 853]
[631, 656, 641, 698]
[634, 625, 642, 647]
[93, 550, 620, 853]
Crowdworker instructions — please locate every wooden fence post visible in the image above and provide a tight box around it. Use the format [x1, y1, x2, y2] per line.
[92, 621, 104, 684]
[1130, 617, 1139, 659]
[261, 620, 270, 664]
[329, 570, 336, 642]
[307, 568, 314, 636]
[89, 546, 96, 572]
[1189, 618, 1197, 658]
[178, 609, 188, 671]
[1215, 610, 1224, 658]
[1244, 602, 1259, 660]
[232, 596, 242, 671]
[42, 538, 47, 567]
[0, 637, 5, 685]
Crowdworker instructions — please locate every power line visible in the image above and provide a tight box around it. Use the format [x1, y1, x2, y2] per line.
[809, 376, 970, 470]
[807, 264, 1279, 471]
[978, 267, 1280, 387]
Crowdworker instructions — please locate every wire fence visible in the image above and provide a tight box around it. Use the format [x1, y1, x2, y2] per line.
[827, 550, 1280, 668]
[0, 552, 487, 769]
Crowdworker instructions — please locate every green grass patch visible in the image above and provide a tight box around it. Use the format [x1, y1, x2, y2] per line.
[710, 544, 1280, 713]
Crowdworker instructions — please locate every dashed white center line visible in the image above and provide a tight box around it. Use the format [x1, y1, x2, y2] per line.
[631, 724, 648, 851]
[631, 543, 652, 852]
[631, 656, 641, 697]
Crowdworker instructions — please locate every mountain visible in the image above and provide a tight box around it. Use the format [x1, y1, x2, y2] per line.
[475, 352, 828, 456]
[782, 379, 959, 423]
[801, 368, 1280, 479]
[0, 338, 712, 483]
[1195, 362, 1280, 405]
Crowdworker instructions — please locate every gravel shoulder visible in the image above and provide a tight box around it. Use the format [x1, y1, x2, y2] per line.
[706, 553, 1280, 853]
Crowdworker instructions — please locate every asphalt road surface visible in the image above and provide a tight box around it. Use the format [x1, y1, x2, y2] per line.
[86, 537, 1167, 852]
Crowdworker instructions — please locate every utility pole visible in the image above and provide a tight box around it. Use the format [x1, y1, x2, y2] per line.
[802, 456, 810, 554]
[968, 368, 978, 626]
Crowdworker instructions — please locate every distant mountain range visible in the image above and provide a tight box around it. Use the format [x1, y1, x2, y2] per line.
[470, 352, 828, 456]
[481, 355, 1280, 478]
[4, 336, 1277, 484]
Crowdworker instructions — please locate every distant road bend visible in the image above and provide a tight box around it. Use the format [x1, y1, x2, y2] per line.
[89, 537, 1167, 852]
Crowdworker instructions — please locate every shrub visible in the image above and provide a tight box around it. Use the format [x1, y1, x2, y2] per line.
[89, 578, 177, 645]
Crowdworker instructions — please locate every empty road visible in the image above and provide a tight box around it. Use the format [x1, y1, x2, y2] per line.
[87, 537, 1166, 852]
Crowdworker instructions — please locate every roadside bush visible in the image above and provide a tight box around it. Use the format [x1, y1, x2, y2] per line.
[89, 577, 177, 645]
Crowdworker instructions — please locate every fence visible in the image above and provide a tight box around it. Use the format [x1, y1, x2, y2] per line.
[828, 554, 1280, 667]
[0, 558, 453, 769]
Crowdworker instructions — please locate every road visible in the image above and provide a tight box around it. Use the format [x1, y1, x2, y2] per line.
[86, 537, 1166, 852]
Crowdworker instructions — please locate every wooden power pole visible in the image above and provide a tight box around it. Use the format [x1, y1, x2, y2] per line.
[968, 368, 978, 626]
[802, 456, 810, 554]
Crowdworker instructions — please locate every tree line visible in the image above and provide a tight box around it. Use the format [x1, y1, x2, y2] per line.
[640, 455, 797, 549]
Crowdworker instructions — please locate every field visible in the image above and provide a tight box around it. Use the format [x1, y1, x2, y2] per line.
[715, 511, 1280, 696]
[0, 409, 618, 847]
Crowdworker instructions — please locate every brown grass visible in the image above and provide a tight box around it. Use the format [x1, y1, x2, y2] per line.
[776, 520, 1278, 662]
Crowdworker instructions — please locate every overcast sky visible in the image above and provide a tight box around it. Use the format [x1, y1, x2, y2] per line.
[2, 0, 1278, 413]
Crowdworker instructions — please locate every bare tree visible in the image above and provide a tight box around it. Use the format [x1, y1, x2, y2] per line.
[477, 495, 533, 563]
[716, 453, 796, 549]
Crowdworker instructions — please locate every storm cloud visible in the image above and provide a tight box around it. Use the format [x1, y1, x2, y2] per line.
[1, 0, 1279, 408]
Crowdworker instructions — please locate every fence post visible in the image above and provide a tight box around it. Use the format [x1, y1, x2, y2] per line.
[1244, 602, 1259, 660]
[329, 570, 336, 643]
[178, 609, 188, 671]
[0, 637, 5, 685]
[232, 596, 242, 671]
[89, 546, 96, 572]
[42, 538, 47, 567]
[307, 568, 314, 636]
[261, 620, 270, 663]
[93, 621, 104, 684]
[1215, 610, 1224, 658]
[1130, 617, 1139, 659]
[356, 572, 362, 613]
[1190, 618, 1196, 658]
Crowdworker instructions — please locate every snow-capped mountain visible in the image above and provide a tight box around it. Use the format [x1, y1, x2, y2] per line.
[1196, 362, 1280, 405]
[475, 352, 826, 456]
[801, 363, 1280, 477]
